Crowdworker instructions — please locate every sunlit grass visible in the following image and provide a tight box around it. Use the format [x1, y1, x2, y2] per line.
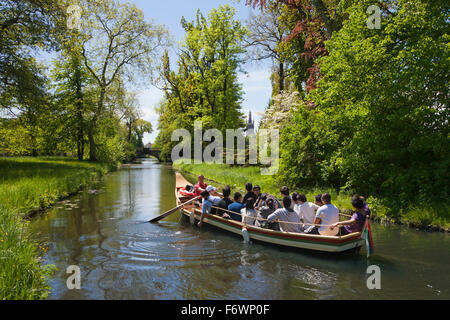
[0, 157, 113, 299]
[0, 157, 113, 215]
[401, 205, 450, 229]
[0, 208, 56, 300]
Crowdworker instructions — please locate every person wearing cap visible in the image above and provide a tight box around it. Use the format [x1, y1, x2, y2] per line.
[205, 185, 220, 197]
[194, 175, 208, 197]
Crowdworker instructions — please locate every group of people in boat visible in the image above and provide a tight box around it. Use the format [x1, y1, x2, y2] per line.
[185, 174, 370, 237]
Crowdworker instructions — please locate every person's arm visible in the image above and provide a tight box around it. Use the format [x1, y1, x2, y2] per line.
[254, 197, 262, 209]
[267, 211, 279, 223]
[298, 206, 304, 222]
[241, 209, 246, 224]
[274, 200, 279, 210]
[313, 208, 323, 227]
[331, 218, 356, 230]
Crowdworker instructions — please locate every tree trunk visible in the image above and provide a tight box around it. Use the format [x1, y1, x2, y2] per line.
[76, 75, 84, 161]
[279, 61, 285, 93]
[88, 88, 106, 161]
[88, 125, 96, 161]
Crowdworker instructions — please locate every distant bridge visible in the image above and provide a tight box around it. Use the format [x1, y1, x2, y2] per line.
[137, 147, 162, 161]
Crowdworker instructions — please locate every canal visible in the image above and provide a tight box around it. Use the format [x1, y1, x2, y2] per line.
[31, 159, 450, 299]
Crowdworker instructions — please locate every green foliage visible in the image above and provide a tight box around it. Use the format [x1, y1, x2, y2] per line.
[0, 157, 112, 299]
[277, 0, 449, 224]
[155, 5, 247, 161]
[0, 157, 111, 214]
[0, 209, 57, 300]
[0, 0, 164, 164]
[312, 0, 449, 203]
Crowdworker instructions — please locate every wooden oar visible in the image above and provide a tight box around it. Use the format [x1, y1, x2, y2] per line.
[149, 196, 200, 223]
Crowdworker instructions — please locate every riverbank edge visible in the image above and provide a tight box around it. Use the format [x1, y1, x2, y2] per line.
[173, 163, 449, 233]
[24, 163, 118, 219]
[0, 158, 117, 300]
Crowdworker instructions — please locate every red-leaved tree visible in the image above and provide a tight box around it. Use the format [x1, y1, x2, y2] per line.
[246, 0, 344, 92]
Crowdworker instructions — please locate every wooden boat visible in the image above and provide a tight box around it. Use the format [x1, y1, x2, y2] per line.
[175, 172, 367, 254]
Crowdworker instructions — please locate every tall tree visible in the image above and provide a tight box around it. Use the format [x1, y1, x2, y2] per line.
[78, 0, 169, 160]
[0, 0, 65, 112]
[155, 5, 248, 161]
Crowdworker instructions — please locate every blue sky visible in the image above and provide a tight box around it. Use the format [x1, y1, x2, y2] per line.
[124, 0, 273, 144]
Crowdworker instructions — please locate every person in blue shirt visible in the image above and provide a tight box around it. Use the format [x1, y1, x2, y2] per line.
[227, 192, 245, 222]
[201, 190, 221, 215]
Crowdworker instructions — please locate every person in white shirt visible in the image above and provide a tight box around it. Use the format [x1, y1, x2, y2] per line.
[292, 193, 320, 231]
[305, 193, 339, 236]
[267, 197, 302, 233]
[241, 197, 262, 227]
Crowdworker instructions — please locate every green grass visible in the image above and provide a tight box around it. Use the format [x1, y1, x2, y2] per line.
[0, 157, 113, 215]
[174, 162, 449, 230]
[0, 157, 114, 300]
[0, 209, 55, 299]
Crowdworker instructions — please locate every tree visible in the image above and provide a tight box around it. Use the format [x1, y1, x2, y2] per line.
[279, 0, 449, 207]
[244, 1, 291, 94]
[246, 0, 349, 92]
[51, 34, 95, 160]
[0, 0, 65, 113]
[78, 0, 169, 160]
[118, 92, 152, 148]
[155, 5, 247, 161]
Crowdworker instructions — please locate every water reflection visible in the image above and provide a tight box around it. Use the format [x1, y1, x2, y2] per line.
[30, 159, 450, 300]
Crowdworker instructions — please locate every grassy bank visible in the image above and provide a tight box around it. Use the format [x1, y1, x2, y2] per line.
[173, 162, 449, 231]
[0, 157, 115, 299]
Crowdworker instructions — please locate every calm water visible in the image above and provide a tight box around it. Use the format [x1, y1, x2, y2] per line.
[31, 159, 450, 300]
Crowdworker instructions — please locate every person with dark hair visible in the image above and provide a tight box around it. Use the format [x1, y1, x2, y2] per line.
[255, 192, 267, 210]
[200, 190, 221, 216]
[305, 193, 339, 236]
[241, 197, 261, 227]
[314, 194, 323, 207]
[360, 196, 371, 217]
[280, 186, 294, 209]
[243, 182, 256, 203]
[280, 186, 290, 197]
[330, 195, 367, 235]
[292, 193, 319, 231]
[228, 192, 245, 222]
[258, 196, 274, 217]
[267, 197, 302, 233]
[217, 186, 233, 218]
[221, 186, 233, 207]
[253, 185, 261, 197]
[291, 192, 301, 213]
